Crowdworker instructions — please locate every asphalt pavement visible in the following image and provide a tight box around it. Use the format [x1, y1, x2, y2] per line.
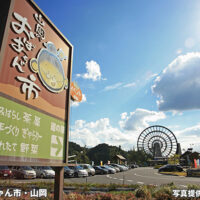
[63, 167, 200, 188]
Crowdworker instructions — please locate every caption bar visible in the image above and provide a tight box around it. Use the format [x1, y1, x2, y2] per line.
[0, 188, 47, 198]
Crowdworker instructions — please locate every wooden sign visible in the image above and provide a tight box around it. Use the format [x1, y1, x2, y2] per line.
[0, 0, 73, 166]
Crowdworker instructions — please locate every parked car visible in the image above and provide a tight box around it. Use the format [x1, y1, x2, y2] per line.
[187, 168, 200, 177]
[107, 165, 120, 172]
[94, 166, 109, 175]
[32, 166, 55, 178]
[110, 164, 126, 172]
[12, 166, 36, 179]
[130, 164, 139, 169]
[158, 164, 183, 173]
[64, 166, 74, 178]
[0, 166, 12, 178]
[79, 164, 95, 176]
[105, 164, 120, 172]
[101, 165, 116, 174]
[68, 165, 88, 177]
[120, 164, 129, 171]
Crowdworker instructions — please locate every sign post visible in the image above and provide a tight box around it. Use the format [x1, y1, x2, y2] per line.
[54, 167, 64, 200]
[0, 0, 73, 199]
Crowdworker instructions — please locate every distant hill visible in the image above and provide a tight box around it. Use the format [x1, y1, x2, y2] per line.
[68, 142, 129, 165]
[87, 143, 129, 165]
[68, 142, 89, 163]
[68, 141, 84, 155]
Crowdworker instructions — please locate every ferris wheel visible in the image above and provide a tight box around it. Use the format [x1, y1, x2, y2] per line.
[137, 125, 178, 158]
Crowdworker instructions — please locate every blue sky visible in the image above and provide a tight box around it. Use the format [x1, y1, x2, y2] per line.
[35, 0, 200, 152]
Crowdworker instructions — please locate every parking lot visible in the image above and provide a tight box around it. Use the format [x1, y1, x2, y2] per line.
[1, 166, 200, 188]
[0, 163, 129, 180]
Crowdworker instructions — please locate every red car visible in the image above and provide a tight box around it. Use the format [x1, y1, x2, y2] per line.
[11, 166, 36, 179]
[0, 166, 12, 178]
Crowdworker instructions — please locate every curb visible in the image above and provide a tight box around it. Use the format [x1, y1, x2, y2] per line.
[159, 172, 186, 177]
[63, 187, 136, 194]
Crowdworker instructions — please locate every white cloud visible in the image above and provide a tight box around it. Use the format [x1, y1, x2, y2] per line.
[145, 71, 158, 81]
[152, 52, 200, 111]
[71, 94, 87, 107]
[175, 124, 200, 152]
[76, 60, 103, 81]
[119, 108, 166, 131]
[120, 112, 128, 120]
[103, 81, 136, 91]
[70, 115, 200, 153]
[70, 118, 130, 149]
[172, 111, 183, 116]
[70, 108, 166, 150]
[74, 120, 86, 129]
[176, 123, 200, 137]
[102, 70, 156, 92]
[185, 38, 195, 48]
[70, 107, 200, 153]
[103, 82, 123, 91]
[123, 82, 136, 88]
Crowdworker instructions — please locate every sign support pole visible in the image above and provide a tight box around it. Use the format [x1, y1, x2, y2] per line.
[54, 167, 64, 200]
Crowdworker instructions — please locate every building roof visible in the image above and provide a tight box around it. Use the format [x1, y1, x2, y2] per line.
[116, 154, 126, 160]
[181, 151, 199, 157]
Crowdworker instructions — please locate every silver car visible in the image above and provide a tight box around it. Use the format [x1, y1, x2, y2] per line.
[32, 166, 55, 178]
[68, 165, 88, 177]
[101, 165, 116, 174]
[79, 164, 95, 176]
[107, 165, 120, 172]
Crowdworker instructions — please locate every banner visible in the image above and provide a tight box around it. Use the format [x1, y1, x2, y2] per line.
[194, 159, 197, 168]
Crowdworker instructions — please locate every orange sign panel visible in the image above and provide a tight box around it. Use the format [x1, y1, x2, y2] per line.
[70, 81, 82, 102]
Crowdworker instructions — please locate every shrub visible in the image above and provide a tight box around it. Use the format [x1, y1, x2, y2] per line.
[134, 185, 152, 199]
[108, 183, 118, 190]
[153, 186, 173, 200]
[187, 184, 200, 190]
[152, 183, 178, 200]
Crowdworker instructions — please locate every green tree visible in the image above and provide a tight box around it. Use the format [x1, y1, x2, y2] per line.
[128, 149, 152, 166]
[76, 149, 90, 164]
[168, 154, 180, 165]
[68, 142, 89, 164]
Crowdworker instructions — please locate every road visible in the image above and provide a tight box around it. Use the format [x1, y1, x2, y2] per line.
[63, 167, 200, 188]
[3, 167, 200, 188]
